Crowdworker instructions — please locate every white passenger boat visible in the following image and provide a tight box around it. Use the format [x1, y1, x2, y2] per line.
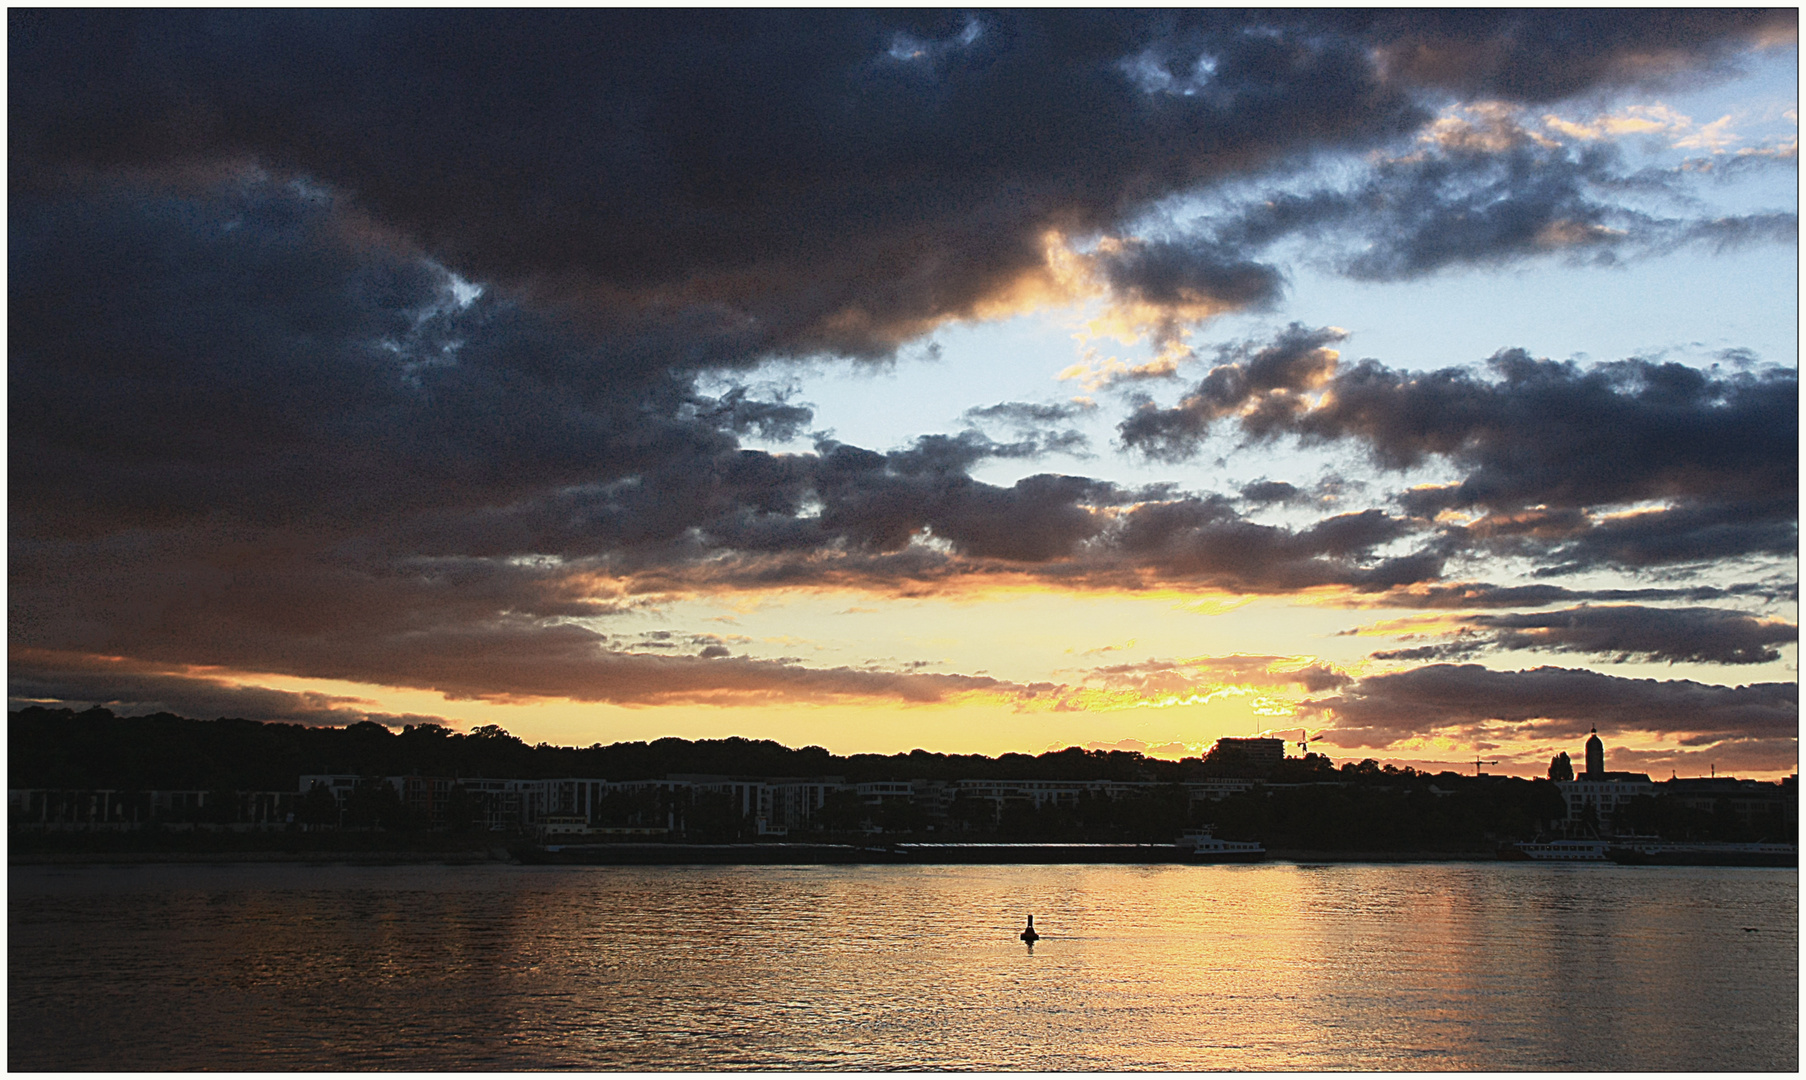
[1512, 839, 1610, 861]
[1177, 828, 1266, 862]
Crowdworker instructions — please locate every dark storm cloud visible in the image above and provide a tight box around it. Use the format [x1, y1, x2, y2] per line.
[1308, 664, 1798, 749]
[12, 10, 1786, 359]
[8, 9, 1423, 359]
[7, 181, 743, 535]
[1370, 605, 1799, 665]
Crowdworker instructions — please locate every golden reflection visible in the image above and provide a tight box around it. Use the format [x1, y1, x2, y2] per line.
[10, 863, 1798, 1070]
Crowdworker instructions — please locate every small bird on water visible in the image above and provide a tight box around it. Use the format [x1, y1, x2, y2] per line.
[1020, 915, 1039, 944]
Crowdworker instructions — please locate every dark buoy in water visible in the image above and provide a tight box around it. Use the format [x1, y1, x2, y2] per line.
[1020, 915, 1039, 945]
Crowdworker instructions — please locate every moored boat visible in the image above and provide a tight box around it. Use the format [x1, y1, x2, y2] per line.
[1177, 828, 1266, 862]
[1511, 838, 1610, 861]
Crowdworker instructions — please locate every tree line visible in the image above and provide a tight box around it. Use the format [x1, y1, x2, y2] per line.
[11, 707, 1579, 851]
[11, 706, 1313, 790]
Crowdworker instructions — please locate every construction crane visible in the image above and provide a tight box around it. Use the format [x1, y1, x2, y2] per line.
[1471, 757, 1499, 776]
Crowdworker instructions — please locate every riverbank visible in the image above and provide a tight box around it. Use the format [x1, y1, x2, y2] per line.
[7, 830, 515, 865]
[11, 838, 1507, 866]
[11, 849, 510, 865]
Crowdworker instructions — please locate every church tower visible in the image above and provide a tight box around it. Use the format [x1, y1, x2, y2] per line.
[1584, 726, 1604, 779]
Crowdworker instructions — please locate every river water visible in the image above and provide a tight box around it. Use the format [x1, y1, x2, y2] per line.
[9, 861, 1797, 1070]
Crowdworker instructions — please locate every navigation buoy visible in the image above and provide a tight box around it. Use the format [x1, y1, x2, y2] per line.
[1020, 915, 1039, 944]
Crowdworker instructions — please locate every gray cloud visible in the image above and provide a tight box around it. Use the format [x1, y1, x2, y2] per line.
[1211, 138, 1795, 283]
[1371, 604, 1798, 665]
[1309, 664, 1798, 749]
[1127, 332, 1796, 513]
[1365, 580, 1796, 610]
[1526, 499, 1799, 576]
[1120, 324, 1347, 462]
[1120, 327, 1797, 574]
[1112, 498, 1438, 594]
[1239, 480, 1306, 505]
[961, 401, 1093, 457]
[1096, 238, 1284, 311]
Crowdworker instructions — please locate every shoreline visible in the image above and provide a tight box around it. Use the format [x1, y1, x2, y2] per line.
[10, 848, 513, 866]
[11, 845, 1506, 867]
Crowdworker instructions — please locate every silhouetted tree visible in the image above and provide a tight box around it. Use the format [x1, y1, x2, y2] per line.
[297, 783, 341, 829]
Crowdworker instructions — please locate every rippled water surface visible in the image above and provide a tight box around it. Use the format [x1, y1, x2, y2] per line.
[9, 861, 1797, 1070]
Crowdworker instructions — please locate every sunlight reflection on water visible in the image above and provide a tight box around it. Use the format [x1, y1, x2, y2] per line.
[9, 862, 1797, 1070]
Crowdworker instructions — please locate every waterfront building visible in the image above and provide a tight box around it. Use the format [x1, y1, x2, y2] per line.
[1557, 775, 1654, 834]
[664, 774, 770, 820]
[761, 777, 845, 834]
[1554, 730, 1652, 834]
[392, 775, 454, 827]
[1211, 737, 1287, 772]
[10, 787, 296, 831]
[15, 763, 1316, 836]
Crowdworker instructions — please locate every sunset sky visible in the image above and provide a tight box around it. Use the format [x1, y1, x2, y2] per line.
[10, 11, 1799, 778]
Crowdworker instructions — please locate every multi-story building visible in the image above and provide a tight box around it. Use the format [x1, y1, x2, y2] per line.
[1554, 729, 1652, 834]
[11, 787, 296, 830]
[1557, 775, 1655, 833]
[12, 763, 1298, 836]
[1211, 737, 1287, 772]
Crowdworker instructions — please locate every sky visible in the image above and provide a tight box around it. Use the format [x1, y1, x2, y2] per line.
[9, 11, 1799, 779]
